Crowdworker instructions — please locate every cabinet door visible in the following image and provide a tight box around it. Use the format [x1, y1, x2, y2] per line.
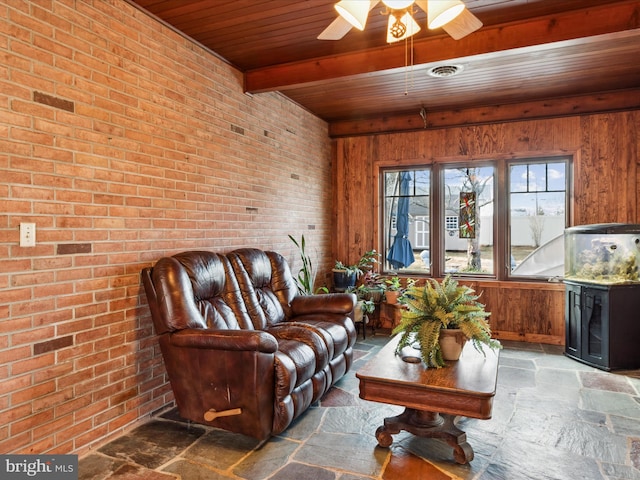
[565, 284, 581, 357]
[581, 288, 608, 367]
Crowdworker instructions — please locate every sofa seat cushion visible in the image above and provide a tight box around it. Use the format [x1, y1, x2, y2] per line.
[287, 316, 351, 360]
[266, 324, 329, 371]
[272, 337, 322, 434]
[273, 338, 317, 398]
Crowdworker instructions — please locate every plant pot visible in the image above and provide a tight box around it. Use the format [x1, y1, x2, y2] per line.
[438, 329, 468, 361]
[366, 287, 384, 304]
[333, 269, 356, 292]
[385, 290, 400, 304]
[353, 300, 364, 323]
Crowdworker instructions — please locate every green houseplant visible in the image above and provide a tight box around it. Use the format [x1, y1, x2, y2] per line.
[333, 249, 380, 292]
[393, 275, 501, 368]
[384, 275, 402, 304]
[361, 271, 385, 303]
[348, 284, 376, 335]
[288, 234, 328, 295]
[383, 276, 417, 304]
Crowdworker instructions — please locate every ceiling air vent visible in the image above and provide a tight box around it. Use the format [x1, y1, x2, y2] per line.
[427, 65, 464, 78]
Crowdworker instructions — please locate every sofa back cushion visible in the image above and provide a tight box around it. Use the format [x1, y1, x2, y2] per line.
[228, 248, 298, 329]
[151, 251, 252, 332]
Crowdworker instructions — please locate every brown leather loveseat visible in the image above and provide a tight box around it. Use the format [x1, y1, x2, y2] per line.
[142, 248, 356, 440]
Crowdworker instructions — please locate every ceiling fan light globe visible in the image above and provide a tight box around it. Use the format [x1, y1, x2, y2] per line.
[428, 0, 465, 29]
[386, 11, 421, 43]
[381, 0, 415, 9]
[335, 0, 370, 30]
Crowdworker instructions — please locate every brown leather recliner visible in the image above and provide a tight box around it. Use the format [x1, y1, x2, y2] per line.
[142, 248, 356, 440]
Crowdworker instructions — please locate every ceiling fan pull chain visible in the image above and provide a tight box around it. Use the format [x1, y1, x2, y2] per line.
[404, 35, 408, 95]
[404, 30, 414, 96]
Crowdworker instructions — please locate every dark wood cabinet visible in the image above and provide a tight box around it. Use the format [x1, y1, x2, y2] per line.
[565, 280, 640, 370]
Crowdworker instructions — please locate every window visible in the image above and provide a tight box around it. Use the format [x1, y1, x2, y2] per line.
[509, 160, 568, 278]
[381, 157, 570, 280]
[382, 170, 430, 274]
[444, 216, 458, 232]
[443, 165, 495, 275]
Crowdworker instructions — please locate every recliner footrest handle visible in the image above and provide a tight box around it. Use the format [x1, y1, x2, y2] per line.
[204, 407, 242, 422]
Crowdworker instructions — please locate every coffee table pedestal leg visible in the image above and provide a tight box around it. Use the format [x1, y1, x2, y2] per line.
[375, 408, 474, 464]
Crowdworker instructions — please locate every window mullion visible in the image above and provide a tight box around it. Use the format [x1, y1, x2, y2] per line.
[496, 161, 508, 281]
[431, 164, 443, 278]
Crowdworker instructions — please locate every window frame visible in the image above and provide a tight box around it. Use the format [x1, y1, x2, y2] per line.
[439, 161, 497, 278]
[506, 157, 571, 280]
[379, 155, 572, 282]
[380, 168, 432, 274]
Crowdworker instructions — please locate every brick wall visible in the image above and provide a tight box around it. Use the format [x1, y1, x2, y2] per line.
[0, 0, 333, 454]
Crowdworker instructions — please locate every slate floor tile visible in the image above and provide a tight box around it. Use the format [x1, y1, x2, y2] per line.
[480, 437, 605, 480]
[162, 459, 233, 480]
[268, 462, 336, 480]
[183, 428, 261, 470]
[293, 431, 387, 477]
[96, 420, 205, 469]
[382, 447, 454, 480]
[581, 389, 640, 419]
[232, 436, 299, 480]
[580, 371, 637, 394]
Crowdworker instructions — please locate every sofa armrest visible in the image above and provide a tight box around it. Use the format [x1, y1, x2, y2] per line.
[169, 329, 278, 353]
[290, 293, 356, 316]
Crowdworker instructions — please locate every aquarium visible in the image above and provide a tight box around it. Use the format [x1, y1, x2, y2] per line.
[564, 223, 640, 284]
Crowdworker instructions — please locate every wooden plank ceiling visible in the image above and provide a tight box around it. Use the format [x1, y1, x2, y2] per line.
[129, 0, 640, 135]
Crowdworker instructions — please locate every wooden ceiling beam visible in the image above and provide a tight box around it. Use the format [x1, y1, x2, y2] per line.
[245, 1, 640, 93]
[327, 88, 640, 137]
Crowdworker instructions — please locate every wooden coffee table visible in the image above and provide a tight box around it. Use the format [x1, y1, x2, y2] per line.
[356, 335, 499, 464]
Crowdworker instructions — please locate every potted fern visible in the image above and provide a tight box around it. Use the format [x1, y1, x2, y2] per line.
[393, 275, 501, 368]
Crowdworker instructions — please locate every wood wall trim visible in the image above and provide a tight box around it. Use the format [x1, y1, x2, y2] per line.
[492, 331, 564, 346]
[472, 280, 566, 292]
[328, 89, 640, 137]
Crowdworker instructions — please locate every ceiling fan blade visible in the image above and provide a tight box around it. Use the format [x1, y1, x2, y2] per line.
[442, 7, 482, 40]
[414, 0, 429, 15]
[317, 16, 354, 40]
[317, 0, 380, 40]
[414, 0, 482, 40]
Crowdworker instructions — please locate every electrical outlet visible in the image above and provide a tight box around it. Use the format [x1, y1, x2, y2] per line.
[20, 222, 36, 247]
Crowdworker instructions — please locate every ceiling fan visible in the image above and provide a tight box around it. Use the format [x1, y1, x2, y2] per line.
[318, 0, 482, 43]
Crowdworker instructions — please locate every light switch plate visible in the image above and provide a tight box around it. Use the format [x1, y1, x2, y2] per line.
[20, 222, 36, 247]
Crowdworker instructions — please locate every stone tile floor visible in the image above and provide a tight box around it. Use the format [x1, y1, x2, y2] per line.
[79, 335, 640, 480]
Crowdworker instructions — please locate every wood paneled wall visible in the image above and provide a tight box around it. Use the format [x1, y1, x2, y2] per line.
[471, 281, 565, 344]
[333, 111, 640, 344]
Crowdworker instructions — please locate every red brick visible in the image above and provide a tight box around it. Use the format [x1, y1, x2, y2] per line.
[33, 415, 74, 441]
[11, 326, 56, 347]
[2, 404, 33, 425]
[75, 424, 109, 451]
[73, 399, 109, 424]
[33, 362, 73, 384]
[108, 410, 139, 433]
[22, 436, 54, 454]
[0, 432, 32, 453]
[12, 352, 56, 375]
[11, 381, 56, 408]
[12, 271, 54, 287]
[55, 419, 92, 446]
[56, 343, 94, 364]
